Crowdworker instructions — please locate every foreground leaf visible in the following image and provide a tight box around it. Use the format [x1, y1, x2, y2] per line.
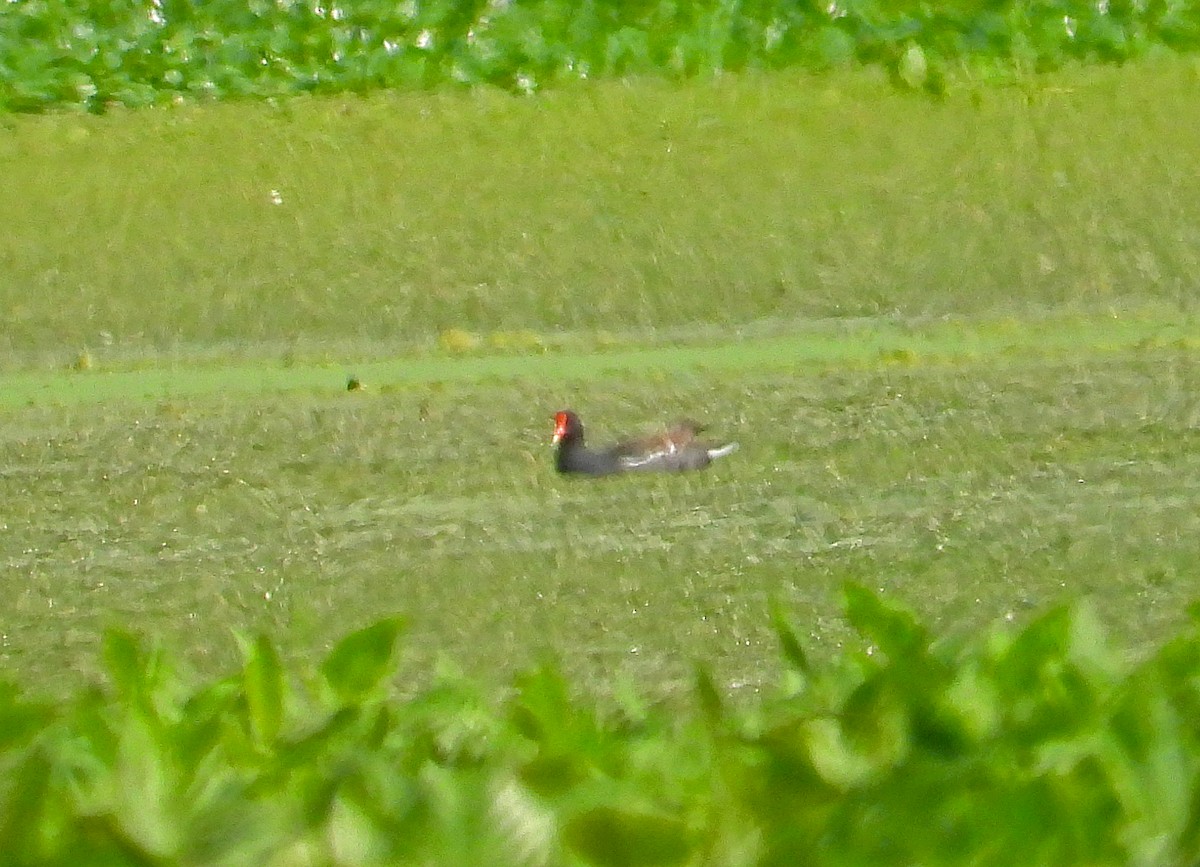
[320, 618, 405, 705]
[563, 806, 691, 867]
[242, 633, 285, 749]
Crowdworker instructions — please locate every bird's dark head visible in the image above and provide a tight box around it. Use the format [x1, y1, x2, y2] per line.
[552, 410, 582, 446]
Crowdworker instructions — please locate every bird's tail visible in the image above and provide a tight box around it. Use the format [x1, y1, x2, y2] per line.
[706, 442, 739, 461]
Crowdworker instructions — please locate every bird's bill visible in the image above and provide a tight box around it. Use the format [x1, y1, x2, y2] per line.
[552, 413, 569, 445]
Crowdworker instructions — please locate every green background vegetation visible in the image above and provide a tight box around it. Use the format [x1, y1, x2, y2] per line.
[4, 0, 1200, 111]
[3, 0, 1200, 861]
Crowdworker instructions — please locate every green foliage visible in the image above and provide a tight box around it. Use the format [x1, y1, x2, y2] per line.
[2, 0, 1199, 111]
[1, 589, 1199, 864]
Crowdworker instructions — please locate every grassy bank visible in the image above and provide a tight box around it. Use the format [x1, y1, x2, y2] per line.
[3, 61, 1199, 370]
[1, 307, 1194, 408]
[4, 335, 1198, 700]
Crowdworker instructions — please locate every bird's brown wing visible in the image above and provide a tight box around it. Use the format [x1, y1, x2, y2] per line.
[664, 419, 705, 448]
[613, 420, 706, 457]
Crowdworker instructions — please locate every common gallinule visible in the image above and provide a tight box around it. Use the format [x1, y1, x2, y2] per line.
[552, 410, 738, 475]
